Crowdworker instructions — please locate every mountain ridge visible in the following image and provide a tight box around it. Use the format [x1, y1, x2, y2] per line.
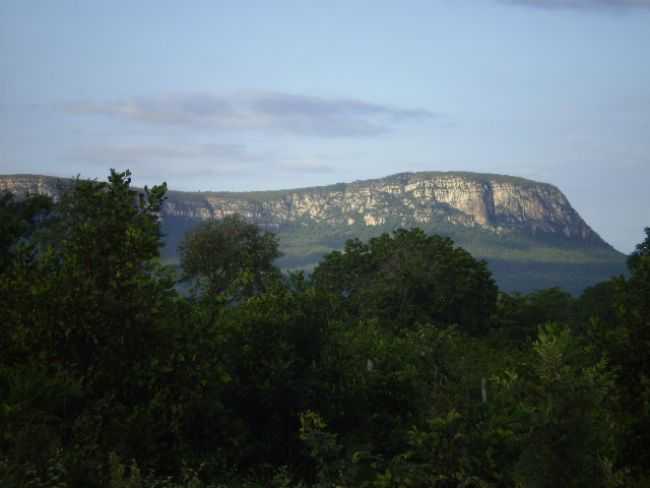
[0, 171, 626, 293]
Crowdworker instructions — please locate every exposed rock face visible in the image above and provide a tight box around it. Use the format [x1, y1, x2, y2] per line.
[163, 172, 602, 245]
[0, 174, 65, 200]
[1, 171, 626, 293]
[0, 171, 603, 246]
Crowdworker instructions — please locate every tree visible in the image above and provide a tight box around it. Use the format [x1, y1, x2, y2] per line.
[179, 214, 281, 297]
[494, 287, 576, 343]
[312, 228, 498, 334]
[213, 283, 338, 468]
[0, 191, 53, 272]
[575, 280, 619, 328]
[37, 170, 173, 383]
[3, 169, 171, 374]
[614, 227, 650, 475]
[491, 324, 620, 488]
[0, 170, 183, 483]
[627, 227, 650, 273]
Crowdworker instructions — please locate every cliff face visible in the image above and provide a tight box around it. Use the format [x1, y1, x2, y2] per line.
[0, 171, 604, 246]
[0, 175, 65, 200]
[1, 171, 625, 292]
[163, 172, 603, 246]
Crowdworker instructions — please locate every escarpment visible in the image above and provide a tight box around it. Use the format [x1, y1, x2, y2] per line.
[0, 171, 608, 245]
[0, 171, 624, 293]
[161, 172, 603, 246]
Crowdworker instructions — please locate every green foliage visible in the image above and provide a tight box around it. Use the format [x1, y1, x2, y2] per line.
[109, 452, 143, 488]
[179, 214, 281, 297]
[405, 410, 489, 486]
[0, 191, 53, 272]
[575, 280, 619, 328]
[299, 411, 345, 487]
[312, 228, 498, 334]
[608, 227, 650, 477]
[2, 170, 173, 394]
[210, 284, 340, 469]
[2, 168, 649, 487]
[0, 169, 183, 484]
[627, 227, 650, 272]
[504, 324, 620, 488]
[494, 287, 576, 342]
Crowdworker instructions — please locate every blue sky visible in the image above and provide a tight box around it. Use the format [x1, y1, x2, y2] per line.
[1, 0, 649, 252]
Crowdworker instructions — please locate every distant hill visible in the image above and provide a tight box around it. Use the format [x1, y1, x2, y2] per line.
[0, 171, 627, 293]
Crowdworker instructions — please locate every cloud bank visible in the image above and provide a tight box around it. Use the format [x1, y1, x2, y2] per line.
[502, 0, 650, 10]
[71, 143, 252, 165]
[65, 92, 435, 138]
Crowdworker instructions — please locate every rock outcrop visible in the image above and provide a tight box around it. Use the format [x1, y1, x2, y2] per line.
[0, 174, 65, 200]
[0, 171, 604, 246]
[1, 170, 626, 293]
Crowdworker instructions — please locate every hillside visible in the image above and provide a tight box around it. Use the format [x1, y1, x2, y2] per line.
[0, 171, 626, 293]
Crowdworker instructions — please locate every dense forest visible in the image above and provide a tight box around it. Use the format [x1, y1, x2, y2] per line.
[1, 170, 649, 487]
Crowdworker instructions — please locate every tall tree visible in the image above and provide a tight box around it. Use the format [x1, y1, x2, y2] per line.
[0, 170, 186, 482]
[616, 227, 650, 475]
[179, 214, 281, 297]
[312, 228, 497, 334]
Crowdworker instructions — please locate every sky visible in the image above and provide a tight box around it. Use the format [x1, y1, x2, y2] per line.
[1, 0, 649, 252]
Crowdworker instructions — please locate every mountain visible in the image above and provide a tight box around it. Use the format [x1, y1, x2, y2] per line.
[0, 171, 626, 293]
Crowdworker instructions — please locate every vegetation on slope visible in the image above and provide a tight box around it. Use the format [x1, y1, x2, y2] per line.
[1, 170, 647, 487]
[0, 173, 626, 292]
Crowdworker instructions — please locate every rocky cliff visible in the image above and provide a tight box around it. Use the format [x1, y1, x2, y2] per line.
[0, 174, 65, 200]
[0, 171, 624, 292]
[162, 171, 603, 246]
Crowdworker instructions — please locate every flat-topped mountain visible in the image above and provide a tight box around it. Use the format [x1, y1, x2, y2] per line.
[0, 171, 626, 293]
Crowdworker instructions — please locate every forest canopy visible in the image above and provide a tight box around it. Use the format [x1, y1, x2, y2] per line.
[1, 170, 649, 488]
